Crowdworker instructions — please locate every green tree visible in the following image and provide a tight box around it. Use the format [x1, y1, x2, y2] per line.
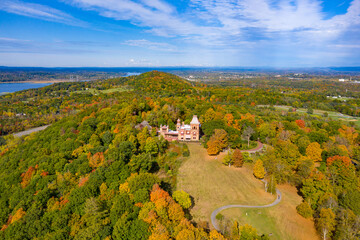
[144, 137, 159, 156]
[222, 151, 233, 167]
[75, 198, 110, 240]
[267, 175, 277, 195]
[296, 201, 313, 219]
[137, 127, 150, 152]
[173, 190, 192, 209]
[301, 172, 333, 210]
[334, 209, 360, 240]
[129, 153, 153, 173]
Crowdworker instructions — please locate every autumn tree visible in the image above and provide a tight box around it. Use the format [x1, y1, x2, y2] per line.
[295, 119, 306, 128]
[316, 208, 336, 240]
[88, 152, 105, 168]
[338, 125, 358, 145]
[232, 149, 243, 168]
[10, 208, 26, 224]
[253, 160, 265, 179]
[223, 113, 234, 126]
[207, 129, 228, 155]
[306, 142, 322, 162]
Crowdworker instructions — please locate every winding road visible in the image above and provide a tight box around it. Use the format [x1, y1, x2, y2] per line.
[12, 125, 50, 137]
[210, 180, 282, 231]
[240, 141, 264, 154]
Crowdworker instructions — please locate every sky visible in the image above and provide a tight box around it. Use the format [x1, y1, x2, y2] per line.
[0, 0, 359, 67]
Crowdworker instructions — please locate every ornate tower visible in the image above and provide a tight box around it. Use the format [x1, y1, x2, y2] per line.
[176, 119, 181, 131]
[190, 115, 200, 141]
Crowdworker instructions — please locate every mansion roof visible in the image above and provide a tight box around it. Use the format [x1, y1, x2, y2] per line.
[190, 115, 200, 125]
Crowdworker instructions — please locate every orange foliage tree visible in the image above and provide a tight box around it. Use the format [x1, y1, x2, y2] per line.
[295, 119, 305, 128]
[207, 129, 228, 155]
[338, 125, 358, 145]
[223, 113, 234, 126]
[21, 166, 36, 188]
[232, 149, 244, 168]
[10, 208, 26, 224]
[88, 152, 105, 168]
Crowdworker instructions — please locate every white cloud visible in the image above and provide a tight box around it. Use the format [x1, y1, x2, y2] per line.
[64, 0, 360, 49]
[124, 39, 177, 51]
[0, 0, 86, 26]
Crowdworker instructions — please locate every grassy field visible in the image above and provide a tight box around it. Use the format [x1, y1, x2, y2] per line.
[221, 185, 319, 240]
[177, 143, 319, 240]
[73, 87, 131, 95]
[258, 105, 360, 126]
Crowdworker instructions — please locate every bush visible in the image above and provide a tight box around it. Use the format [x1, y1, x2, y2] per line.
[296, 201, 313, 219]
[173, 190, 192, 209]
[182, 143, 190, 157]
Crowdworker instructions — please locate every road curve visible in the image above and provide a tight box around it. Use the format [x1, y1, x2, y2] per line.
[210, 181, 282, 231]
[12, 125, 50, 137]
[240, 141, 264, 154]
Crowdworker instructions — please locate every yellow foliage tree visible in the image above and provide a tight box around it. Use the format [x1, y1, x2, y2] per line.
[253, 160, 265, 179]
[207, 138, 219, 155]
[337, 145, 349, 157]
[306, 142, 323, 162]
[10, 208, 26, 224]
[209, 230, 227, 240]
[176, 229, 196, 240]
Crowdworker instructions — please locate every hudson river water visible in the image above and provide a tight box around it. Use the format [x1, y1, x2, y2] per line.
[0, 82, 53, 95]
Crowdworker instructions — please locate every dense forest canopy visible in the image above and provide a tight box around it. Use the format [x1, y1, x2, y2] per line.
[0, 71, 359, 239]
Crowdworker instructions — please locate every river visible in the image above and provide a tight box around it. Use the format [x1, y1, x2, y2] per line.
[0, 82, 53, 95]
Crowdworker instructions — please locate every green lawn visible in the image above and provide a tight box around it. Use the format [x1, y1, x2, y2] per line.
[72, 87, 131, 95]
[177, 143, 319, 240]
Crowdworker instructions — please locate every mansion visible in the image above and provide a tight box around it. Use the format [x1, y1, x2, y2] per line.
[159, 115, 200, 141]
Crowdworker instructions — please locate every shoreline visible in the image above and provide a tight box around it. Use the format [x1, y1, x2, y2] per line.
[0, 80, 72, 84]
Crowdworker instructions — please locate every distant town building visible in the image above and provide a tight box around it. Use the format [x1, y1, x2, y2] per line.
[159, 115, 200, 141]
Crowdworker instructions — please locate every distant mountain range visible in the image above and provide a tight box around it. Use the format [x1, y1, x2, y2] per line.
[0, 66, 360, 75]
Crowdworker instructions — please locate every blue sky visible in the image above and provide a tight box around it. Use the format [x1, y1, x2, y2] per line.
[0, 0, 359, 67]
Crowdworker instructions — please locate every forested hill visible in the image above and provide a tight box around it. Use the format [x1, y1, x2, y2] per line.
[0, 81, 226, 239]
[124, 71, 194, 96]
[0, 71, 194, 135]
[1, 71, 360, 239]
